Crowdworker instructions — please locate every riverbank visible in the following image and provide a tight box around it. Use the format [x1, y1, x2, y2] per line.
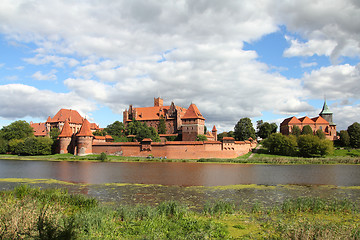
[1, 185, 359, 239]
[1, 148, 360, 164]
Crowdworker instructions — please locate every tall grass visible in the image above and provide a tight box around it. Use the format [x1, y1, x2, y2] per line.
[1, 186, 360, 239]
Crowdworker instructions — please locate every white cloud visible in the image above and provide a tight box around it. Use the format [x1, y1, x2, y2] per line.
[300, 62, 318, 68]
[32, 70, 57, 81]
[0, 0, 359, 131]
[0, 84, 96, 119]
[302, 63, 360, 100]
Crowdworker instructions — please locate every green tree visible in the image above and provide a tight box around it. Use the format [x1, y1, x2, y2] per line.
[297, 135, 333, 157]
[204, 125, 207, 135]
[196, 134, 207, 141]
[105, 121, 125, 138]
[338, 130, 350, 147]
[257, 122, 277, 139]
[262, 133, 297, 156]
[158, 116, 167, 134]
[234, 118, 256, 141]
[8, 139, 24, 155]
[301, 125, 313, 135]
[0, 120, 34, 141]
[50, 127, 60, 141]
[291, 125, 301, 137]
[0, 137, 8, 154]
[126, 121, 160, 142]
[347, 122, 360, 148]
[93, 129, 107, 136]
[315, 129, 326, 139]
[36, 137, 53, 155]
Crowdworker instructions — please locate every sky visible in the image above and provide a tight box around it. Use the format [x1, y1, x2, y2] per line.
[0, 0, 359, 132]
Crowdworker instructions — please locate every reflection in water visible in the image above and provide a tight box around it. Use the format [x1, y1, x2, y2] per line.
[1, 159, 360, 186]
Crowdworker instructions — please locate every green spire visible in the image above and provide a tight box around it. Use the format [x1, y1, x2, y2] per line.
[320, 99, 333, 115]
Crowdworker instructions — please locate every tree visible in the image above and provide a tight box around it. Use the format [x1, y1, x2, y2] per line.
[234, 118, 256, 141]
[262, 133, 297, 156]
[105, 121, 125, 138]
[0, 137, 7, 154]
[204, 125, 207, 135]
[93, 129, 107, 136]
[338, 130, 350, 147]
[257, 122, 277, 139]
[158, 116, 167, 134]
[347, 122, 360, 148]
[0, 120, 34, 141]
[50, 127, 60, 141]
[196, 134, 207, 141]
[297, 135, 333, 157]
[126, 121, 160, 142]
[315, 129, 326, 139]
[301, 125, 313, 135]
[291, 125, 301, 137]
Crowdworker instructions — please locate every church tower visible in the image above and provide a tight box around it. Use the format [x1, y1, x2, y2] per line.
[319, 100, 333, 124]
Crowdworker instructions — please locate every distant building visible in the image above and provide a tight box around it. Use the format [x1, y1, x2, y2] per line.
[123, 97, 209, 141]
[31, 108, 101, 137]
[280, 100, 337, 140]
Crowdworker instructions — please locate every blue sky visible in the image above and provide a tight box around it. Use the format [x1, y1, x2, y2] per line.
[0, 0, 360, 132]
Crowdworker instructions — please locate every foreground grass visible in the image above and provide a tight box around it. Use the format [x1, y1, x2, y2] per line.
[1, 185, 360, 239]
[1, 148, 360, 164]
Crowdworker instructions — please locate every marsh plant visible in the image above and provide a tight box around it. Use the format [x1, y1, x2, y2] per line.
[1, 185, 360, 239]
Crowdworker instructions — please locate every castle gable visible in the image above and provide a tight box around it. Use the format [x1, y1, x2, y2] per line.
[58, 119, 73, 137]
[298, 116, 314, 124]
[47, 109, 84, 124]
[182, 104, 205, 120]
[30, 122, 47, 137]
[311, 116, 329, 124]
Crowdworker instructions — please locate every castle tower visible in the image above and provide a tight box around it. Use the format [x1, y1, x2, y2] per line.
[212, 125, 217, 141]
[76, 119, 94, 156]
[58, 119, 73, 154]
[181, 104, 205, 141]
[154, 97, 163, 107]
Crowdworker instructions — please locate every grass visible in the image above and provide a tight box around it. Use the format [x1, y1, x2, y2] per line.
[1, 185, 360, 239]
[1, 147, 360, 164]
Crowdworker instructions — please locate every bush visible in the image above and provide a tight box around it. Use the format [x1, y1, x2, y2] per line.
[301, 125, 313, 135]
[298, 135, 333, 157]
[262, 133, 298, 156]
[8, 137, 53, 155]
[98, 152, 107, 162]
[196, 134, 207, 141]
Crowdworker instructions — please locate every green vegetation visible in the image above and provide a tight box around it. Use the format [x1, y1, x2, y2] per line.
[234, 117, 256, 141]
[256, 120, 277, 139]
[1, 186, 359, 239]
[262, 132, 334, 157]
[0, 120, 34, 141]
[158, 116, 167, 134]
[348, 122, 360, 148]
[196, 134, 207, 141]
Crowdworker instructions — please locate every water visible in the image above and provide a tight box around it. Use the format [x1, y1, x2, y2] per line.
[2, 159, 360, 208]
[0, 159, 360, 186]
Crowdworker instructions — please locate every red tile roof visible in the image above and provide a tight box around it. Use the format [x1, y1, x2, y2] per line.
[212, 125, 217, 132]
[30, 122, 47, 137]
[47, 109, 84, 124]
[298, 116, 314, 124]
[58, 119, 73, 137]
[182, 104, 205, 120]
[280, 116, 301, 126]
[90, 123, 100, 130]
[311, 116, 329, 124]
[77, 119, 94, 137]
[133, 105, 187, 121]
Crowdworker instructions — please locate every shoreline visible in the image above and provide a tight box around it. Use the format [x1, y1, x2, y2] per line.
[1, 152, 360, 165]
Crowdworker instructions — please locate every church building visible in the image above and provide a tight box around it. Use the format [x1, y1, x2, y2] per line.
[280, 100, 337, 140]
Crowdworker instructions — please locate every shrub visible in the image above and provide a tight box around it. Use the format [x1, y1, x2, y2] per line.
[98, 152, 107, 162]
[262, 133, 298, 156]
[298, 135, 333, 157]
[196, 134, 207, 141]
[301, 125, 313, 135]
[315, 129, 326, 139]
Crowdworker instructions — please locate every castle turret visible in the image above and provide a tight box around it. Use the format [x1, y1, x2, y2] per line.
[181, 104, 205, 141]
[58, 119, 73, 154]
[212, 125, 217, 141]
[76, 119, 94, 156]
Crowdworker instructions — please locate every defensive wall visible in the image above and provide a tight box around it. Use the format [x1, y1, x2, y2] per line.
[91, 139, 256, 159]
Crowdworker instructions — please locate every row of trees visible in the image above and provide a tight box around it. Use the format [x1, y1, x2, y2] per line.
[233, 118, 278, 141]
[0, 120, 54, 155]
[262, 133, 333, 157]
[337, 122, 360, 148]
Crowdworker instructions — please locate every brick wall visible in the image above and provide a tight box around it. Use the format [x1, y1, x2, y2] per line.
[92, 140, 255, 159]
